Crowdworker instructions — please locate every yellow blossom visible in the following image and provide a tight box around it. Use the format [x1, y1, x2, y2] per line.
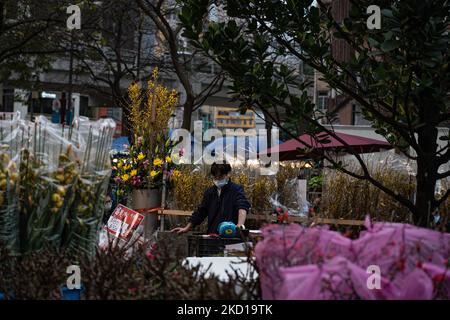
[153, 158, 163, 167]
[150, 170, 158, 178]
[165, 156, 172, 163]
[122, 174, 130, 182]
[124, 164, 131, 170]
[130, 169, 137, 177]
[117, 161, 123, 169]
[137, 153, 145, 160]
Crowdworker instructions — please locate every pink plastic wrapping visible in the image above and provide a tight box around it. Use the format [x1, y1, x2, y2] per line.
[255, 218, 450, 299]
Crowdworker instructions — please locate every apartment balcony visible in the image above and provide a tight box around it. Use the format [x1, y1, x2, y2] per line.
[215, 121, 256, 129]
[215, 114, 255, 120]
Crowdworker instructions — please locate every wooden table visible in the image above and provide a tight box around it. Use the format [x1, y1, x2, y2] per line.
[157, 209, 364, 230]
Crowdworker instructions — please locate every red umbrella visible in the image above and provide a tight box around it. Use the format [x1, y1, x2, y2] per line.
[260, 131, 392, 161]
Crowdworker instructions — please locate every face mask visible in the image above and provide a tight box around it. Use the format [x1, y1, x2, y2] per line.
[434, 214, 440, 224]
[214, 178, 229, 189]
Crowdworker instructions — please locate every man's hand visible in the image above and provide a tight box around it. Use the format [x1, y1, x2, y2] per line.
[171, 223, 192, 234]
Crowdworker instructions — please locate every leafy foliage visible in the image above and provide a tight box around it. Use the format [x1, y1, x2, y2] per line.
[0, 1, 71, 85]
[0, 233, 260, 300]
[179, 0, 450, 226]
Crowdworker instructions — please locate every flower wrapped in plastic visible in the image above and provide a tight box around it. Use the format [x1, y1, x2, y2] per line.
[0, 114, 115, 255]
[256, 218, 450, 299]
[0, 113, 24, 253]
[63, 118, 116, 256]
[18, 120, 80, 252]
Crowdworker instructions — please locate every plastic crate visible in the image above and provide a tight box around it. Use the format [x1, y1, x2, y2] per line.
[187, 235, 243, 257]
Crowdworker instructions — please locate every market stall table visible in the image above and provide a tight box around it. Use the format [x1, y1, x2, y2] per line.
[184, 257, 257, 282]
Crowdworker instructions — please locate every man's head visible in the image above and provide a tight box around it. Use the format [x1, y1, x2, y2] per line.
[211, 162, 231, 188]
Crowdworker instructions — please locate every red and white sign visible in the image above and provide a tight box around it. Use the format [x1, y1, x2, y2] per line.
[105, 204, 144, 240]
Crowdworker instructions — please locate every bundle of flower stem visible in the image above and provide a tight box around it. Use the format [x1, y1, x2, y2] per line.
[321, 162, 416, 222]
[0, 115, 115, 255]
[64, 119, 115, 256]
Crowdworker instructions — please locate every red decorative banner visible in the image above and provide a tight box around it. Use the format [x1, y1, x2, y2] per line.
[105, 204, 144, 240]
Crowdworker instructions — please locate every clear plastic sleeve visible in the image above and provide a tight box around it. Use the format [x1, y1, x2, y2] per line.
[0, 115, 115, 255]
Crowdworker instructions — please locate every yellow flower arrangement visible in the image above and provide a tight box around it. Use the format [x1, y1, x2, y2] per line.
[117, 161, 123, 169]
[114, 67, 179, 192]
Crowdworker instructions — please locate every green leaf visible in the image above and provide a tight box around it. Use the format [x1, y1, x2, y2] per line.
[381, 9, 395, 19]
[318, 138, 331, 144]
[367, 37, 379, 47]
[367, 50, 383, 57]
[384, 31, 394, 41]
[280, 64, 289, 77]
[380, 40, 399, 52]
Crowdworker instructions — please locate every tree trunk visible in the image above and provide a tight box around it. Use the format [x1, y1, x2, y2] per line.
[181, 96, 195, 131]
[414, 125, 439, 227]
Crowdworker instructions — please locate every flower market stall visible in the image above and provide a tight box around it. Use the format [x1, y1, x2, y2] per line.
[1, 69, 447, 301]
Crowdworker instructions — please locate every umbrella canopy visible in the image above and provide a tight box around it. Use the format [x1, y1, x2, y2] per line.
[112, 131, 198, 153]
[111, 136, 130, 153]
[202, 136, 281, 164]
[260, 131, 392, 161]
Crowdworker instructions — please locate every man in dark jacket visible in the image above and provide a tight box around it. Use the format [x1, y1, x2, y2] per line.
[171, 162, 250, 234]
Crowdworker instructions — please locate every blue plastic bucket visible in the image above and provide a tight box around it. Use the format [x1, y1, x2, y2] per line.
[60, 285, 85, 300]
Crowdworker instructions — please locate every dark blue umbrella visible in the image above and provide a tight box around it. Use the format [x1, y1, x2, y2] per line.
[203, 136, 281, 163]
[111, 136, 130, 152]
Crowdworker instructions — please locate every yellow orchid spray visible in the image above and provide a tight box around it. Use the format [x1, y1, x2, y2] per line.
[114, 67, 180, 193]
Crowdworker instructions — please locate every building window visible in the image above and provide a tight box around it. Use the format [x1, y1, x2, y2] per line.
[317, 92, 329, 111]
[80, 96, 89, 117]
[352, 104, 371, 125]
[2, 89, 14, 112]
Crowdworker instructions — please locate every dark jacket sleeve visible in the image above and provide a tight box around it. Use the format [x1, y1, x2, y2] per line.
[189, 189, 210, 227]
[235, 185, 251, 212]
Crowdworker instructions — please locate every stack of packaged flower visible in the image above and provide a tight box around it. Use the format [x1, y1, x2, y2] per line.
[0, 114, 115, 256]
[65, 117, 116, 256]
[0, 112, 22, 253]
[256, 217, 450, 299]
